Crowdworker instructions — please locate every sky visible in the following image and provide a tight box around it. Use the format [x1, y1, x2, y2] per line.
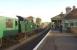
[0, 0, 77, 22]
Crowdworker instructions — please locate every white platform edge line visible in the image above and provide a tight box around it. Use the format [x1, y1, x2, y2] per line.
[33, 31, 50, 50]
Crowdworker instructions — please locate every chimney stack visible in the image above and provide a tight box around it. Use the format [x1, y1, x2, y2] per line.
[66, 7, 71, 14]
[73, 5, 76, 10]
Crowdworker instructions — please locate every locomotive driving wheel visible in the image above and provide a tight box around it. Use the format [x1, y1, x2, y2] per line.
[16, 33, 26, 42]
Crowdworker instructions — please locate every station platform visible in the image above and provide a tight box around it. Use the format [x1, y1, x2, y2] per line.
[33, 30, 77, 50]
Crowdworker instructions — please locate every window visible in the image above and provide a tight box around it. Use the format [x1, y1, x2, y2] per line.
[65, 23, 68, 27]
[6, 19, 13, 28]
[75, 22, 77, 27]
[70, 23, 73, 26]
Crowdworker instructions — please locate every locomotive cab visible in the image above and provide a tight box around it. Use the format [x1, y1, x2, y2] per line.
[16, 15, 25, 33]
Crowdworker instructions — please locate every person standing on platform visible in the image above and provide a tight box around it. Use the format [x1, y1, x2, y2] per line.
[59, 25, 63, 32]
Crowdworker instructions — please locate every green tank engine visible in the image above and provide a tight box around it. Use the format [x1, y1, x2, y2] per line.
[0, 16, 38, 47]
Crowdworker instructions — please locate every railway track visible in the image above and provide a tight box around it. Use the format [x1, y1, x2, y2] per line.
[14, 28, 50, 50]
[1, 27, 50, 50]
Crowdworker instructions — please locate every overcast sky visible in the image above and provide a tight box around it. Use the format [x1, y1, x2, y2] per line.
[0, 0, 77, 22]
